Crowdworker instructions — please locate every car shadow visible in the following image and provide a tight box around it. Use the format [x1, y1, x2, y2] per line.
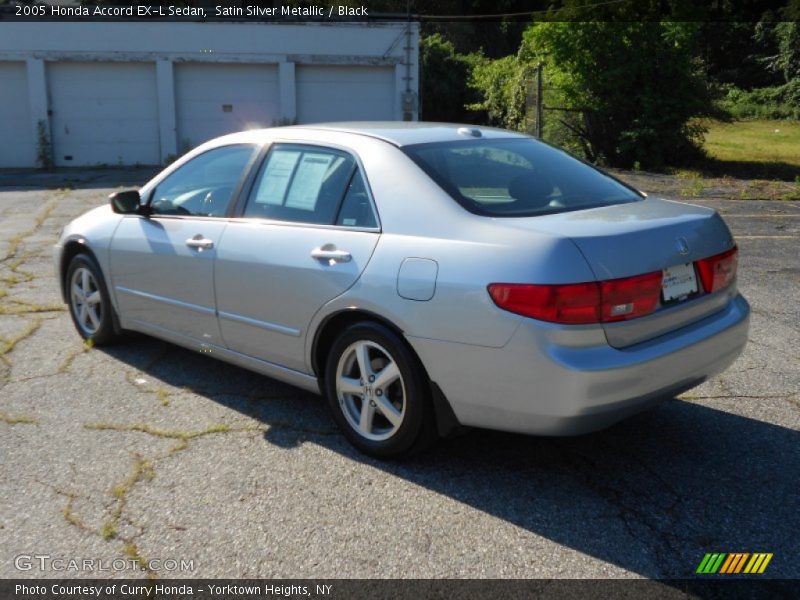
[102, 337, 799, 581]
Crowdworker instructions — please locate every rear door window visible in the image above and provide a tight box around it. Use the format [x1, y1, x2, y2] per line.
[244, 144, 377, 227]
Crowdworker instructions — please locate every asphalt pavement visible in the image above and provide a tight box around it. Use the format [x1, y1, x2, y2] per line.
[0, 169, 797, 580]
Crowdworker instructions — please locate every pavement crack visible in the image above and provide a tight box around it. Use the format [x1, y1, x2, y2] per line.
[680, 393, 793, 400]
[0, 200, 57, 265]
[0, 317, 43, 380]
[0, 411, 38, 425]
[57, 339, 95, 374]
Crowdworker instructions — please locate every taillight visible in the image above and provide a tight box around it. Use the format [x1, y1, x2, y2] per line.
[600, 271, 663, 321]
[696, 246, 738, 293]
[487, 282, 601, 324]
[488, 270, 662, 325]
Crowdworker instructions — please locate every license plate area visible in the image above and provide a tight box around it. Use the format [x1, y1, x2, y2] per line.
[662, 263, 698, 303]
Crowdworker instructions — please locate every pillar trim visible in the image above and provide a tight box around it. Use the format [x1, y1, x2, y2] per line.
[156, 59, 177, 162]
[279, 61, 297, 124]
[25, 58, 49, 166]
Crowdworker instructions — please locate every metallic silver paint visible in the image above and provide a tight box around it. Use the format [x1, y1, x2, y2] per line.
[55, 123, 750, 437]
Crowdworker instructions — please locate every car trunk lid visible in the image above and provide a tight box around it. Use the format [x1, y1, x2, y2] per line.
[502, 197, 737, 347]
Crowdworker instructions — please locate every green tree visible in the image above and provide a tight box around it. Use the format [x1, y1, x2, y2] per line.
[419, 34, 481, 123]
[507, 22, 712, 169]
[467, 55, 530, 131]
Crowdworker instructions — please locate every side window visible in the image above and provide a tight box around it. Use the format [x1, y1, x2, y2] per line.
[150, 145, 256, 217]
[336, 170, 377, 228]
[244, 144, 361, 225]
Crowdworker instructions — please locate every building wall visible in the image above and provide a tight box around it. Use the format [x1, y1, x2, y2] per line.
[0, 22, 419, 167]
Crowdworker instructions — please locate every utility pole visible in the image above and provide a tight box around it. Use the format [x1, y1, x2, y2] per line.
[535, 62, 543, 139]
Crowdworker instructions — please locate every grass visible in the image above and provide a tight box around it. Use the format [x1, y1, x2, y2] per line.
[0, 411, 38, 425]
[703, 119, 800, 167]
[699, 119, 800, 181]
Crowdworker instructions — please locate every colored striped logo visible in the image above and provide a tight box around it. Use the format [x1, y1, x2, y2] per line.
[696, 553, 773, 574]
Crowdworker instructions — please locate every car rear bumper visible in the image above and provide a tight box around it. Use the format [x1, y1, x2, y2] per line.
[408, 293, 750, 435]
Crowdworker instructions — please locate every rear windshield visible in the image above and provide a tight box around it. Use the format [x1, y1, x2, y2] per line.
[403, 138, 641, 217]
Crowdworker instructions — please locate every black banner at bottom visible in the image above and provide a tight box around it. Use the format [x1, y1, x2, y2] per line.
[2, 579, 799, 600]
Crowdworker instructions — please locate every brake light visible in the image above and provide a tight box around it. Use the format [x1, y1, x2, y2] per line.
[488, 282, 601, 324]
[696, 246, 738, 293]
[600, 271, 663, 322]
[488, 270, 663, 325]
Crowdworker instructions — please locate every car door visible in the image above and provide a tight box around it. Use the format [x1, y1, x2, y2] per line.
[109, 144, 258, 345]
[214, 143, 380, 372]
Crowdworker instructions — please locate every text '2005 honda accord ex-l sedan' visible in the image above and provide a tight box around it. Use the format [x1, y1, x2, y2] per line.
[55, 123, 749, 458]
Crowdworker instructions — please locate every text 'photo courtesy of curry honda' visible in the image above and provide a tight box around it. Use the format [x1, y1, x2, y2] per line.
[55, 123, 750, 458]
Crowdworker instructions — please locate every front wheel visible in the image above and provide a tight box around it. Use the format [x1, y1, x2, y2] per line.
[65, 253, 120, 346]
[324, 321, 437, 459]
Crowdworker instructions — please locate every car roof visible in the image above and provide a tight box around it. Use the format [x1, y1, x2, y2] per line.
[234, 122, 531, 148]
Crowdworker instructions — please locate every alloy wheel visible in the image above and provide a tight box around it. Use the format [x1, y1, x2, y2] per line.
[335, 340, 406, 441]
[70, 266, 103, 336]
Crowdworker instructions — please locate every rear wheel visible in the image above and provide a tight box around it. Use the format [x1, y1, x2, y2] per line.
[324, 321, 437, 458]
[65, 253, 120, 346]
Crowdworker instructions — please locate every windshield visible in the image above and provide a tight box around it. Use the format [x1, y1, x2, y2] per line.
[403, 138, 642, 217]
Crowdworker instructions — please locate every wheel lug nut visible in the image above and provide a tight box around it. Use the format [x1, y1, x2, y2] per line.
[368, 375, 375, 382]
[375, 389, 383, 396]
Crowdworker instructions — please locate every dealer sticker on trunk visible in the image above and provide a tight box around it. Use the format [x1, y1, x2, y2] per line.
[662, 263, 698, 302]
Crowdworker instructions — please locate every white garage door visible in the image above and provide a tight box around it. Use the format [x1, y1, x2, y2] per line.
[48, 62, 160, 167]
[0, 62, 35, 168]
[296, 65, 395, 123]
[175, 63, 279, 149]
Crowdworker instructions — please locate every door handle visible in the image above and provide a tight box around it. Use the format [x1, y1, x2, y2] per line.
[185, 236, 214, 250]
[311, 247, 352, 264]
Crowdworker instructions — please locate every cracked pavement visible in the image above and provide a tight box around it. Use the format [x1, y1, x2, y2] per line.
[0, 169, 797, 580]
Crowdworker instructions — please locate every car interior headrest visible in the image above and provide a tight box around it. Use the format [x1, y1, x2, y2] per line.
[508, 172, 554, 208]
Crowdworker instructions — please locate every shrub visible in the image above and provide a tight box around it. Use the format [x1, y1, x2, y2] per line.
[718, 81, 800, 120]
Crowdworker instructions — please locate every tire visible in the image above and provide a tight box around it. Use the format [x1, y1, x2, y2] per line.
[65, 253, 120, 346]
[324, 321, 438, 459]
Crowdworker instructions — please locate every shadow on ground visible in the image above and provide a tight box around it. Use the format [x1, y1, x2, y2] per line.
[0, 167, 158, 192]
[699, 159, 800, 182]
[103, 336, 799, 581]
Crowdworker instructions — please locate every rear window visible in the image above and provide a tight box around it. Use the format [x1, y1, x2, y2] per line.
[403, 138, 641, 217]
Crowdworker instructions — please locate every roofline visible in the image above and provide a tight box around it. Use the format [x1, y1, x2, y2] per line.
[287, 123, 533, 147]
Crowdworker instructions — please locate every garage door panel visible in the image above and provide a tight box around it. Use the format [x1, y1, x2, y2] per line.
[297, 65, 394, 123]
[57, 120, 160, 144]
[175, 63, 279, 148]
[49, 62, 160, 166]
[0, 62, 36, 168]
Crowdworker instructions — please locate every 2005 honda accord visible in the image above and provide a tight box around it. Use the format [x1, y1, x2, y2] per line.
[55, 123, 749, 457]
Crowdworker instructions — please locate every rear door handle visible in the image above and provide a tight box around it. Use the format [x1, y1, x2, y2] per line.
[185, 235, 214, 250]
[311, 247, 352, 264]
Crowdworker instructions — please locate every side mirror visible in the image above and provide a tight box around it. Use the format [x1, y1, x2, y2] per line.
[109, 190, 142, 214]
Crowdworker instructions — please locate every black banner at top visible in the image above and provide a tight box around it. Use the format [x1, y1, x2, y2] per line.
[0, 0, 797, 23]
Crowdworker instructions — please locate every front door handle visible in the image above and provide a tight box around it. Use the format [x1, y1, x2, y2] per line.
[185, 235, 214, 250]
[311, 246, 352, 264]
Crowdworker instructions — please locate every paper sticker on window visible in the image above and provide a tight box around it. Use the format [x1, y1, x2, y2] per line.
[284, 153, 334, 211]
[255, 150, 300, 205]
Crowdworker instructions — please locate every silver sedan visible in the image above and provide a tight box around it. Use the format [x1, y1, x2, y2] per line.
[55, 123, 750, 458]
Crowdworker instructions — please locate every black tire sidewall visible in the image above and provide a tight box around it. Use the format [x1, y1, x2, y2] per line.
[65, 253, 116, 345]
[324, 321, 430, 458]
